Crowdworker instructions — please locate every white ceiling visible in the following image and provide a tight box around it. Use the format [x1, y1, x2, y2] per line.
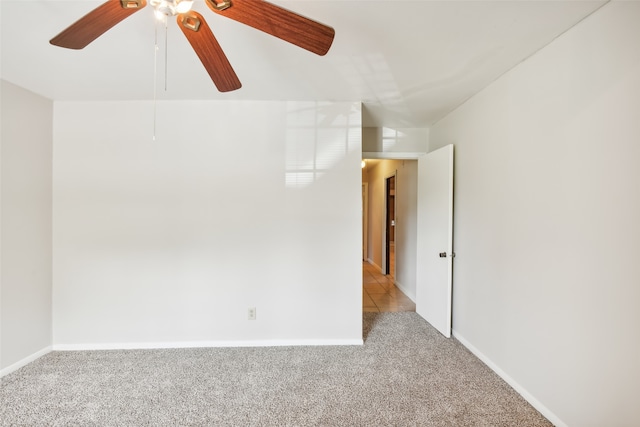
[1, 0, 606, 127]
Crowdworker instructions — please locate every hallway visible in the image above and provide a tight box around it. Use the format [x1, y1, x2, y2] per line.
[362, 261, 415, 313]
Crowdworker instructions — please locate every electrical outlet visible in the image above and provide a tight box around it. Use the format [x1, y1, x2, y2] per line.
[248, 307, 256, 320]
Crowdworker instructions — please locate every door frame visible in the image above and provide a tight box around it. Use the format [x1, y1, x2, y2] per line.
[362, 152, 423, 279]
[382, 172, 396, 277]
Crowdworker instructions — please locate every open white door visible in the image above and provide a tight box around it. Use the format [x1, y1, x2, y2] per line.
[416, 144, 454, 337]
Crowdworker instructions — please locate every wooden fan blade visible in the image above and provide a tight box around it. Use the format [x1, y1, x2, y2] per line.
[177, 12, 242, 92]
[205, 0, 334, 56]
[50, 0, 147, 49]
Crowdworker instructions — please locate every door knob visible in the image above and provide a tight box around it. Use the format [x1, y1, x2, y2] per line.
[439, 252, 447, 258]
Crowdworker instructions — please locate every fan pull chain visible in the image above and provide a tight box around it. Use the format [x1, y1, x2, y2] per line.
[165, 18, 169, 91]
[153, 20, 159, 141]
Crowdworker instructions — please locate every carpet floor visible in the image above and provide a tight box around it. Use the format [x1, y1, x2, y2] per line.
[0, 313, 552, 426]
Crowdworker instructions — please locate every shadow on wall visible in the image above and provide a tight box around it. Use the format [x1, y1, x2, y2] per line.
[362, 126, 428, 155]
[286, 102, 362, 189]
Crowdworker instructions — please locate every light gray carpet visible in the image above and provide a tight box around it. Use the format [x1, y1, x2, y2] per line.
[1, 313, 552, 426]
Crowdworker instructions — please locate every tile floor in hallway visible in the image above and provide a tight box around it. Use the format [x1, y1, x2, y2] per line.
[362, 261, 416, 313]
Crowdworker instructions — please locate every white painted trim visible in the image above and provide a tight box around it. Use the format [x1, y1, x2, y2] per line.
[367, 258, 382, 273]
[394, 280, 415, 302]
[0, 346, 52, 378]
[53, 339, 364, 351]
[382, 171, 397, 275]
[362, 152, 424, 160]
[366, 259, 412, 300]
[452, 330, 567, 427]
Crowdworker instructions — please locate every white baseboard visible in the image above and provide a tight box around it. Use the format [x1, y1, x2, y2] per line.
[366, 259, 415, 302]
[366, 258, 382, 273]
[1, 346, 52, 378]
[452, 330, 567, 427]
[394, 280, 416, 302]
[53, 338, 363, 351]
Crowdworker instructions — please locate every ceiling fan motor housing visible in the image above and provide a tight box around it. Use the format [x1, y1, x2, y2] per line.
[50, 0, 334, 91]
[150, 0, 193, 17]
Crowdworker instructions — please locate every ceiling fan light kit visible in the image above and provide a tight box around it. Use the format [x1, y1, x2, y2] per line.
[50, 0, 335, 92]
[150, 0, 194, 18]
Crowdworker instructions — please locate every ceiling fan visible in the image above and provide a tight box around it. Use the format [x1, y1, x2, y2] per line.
[50, 0, 335, 92]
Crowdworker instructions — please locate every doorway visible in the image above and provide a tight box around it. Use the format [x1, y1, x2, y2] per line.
[362, 183, 368, 261]
[384, 175, 396, 279]
[362, 161, 414, 313]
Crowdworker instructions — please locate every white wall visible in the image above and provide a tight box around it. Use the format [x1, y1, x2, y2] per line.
[364, 159, 417, 300]
[52, 100, 362, 348]
[429, 3, 640, 426]
[1, 80, 53, 373]
[362, 127, 428, 157]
